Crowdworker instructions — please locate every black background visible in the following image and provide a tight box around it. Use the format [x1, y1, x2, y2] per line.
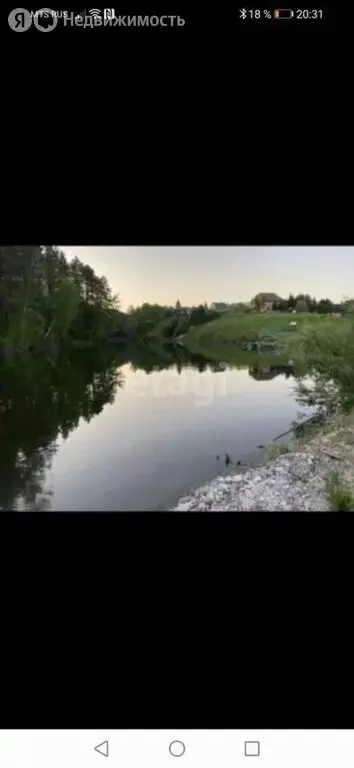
[1, 0, 353, 730]
[3, 512, 354, 727]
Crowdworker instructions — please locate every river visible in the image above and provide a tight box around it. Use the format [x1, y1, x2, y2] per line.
[0, 344, 311, 511]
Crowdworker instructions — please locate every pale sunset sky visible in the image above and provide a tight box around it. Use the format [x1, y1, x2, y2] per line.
[60, 247, 354, 310]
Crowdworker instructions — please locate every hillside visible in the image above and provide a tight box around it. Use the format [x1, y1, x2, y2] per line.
[146, 315, 182, 340]
[183, 311, 347, 363]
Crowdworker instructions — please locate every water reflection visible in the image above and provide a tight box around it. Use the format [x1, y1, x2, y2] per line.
[0, 347, 124, 510]
[0, 341, 297, 510]
[248, 363, 295, 381]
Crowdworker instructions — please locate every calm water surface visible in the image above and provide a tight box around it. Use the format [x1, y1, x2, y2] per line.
[0, 346, 311, 511]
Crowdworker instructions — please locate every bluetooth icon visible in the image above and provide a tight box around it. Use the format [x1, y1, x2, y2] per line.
[239, 8, 247, 18]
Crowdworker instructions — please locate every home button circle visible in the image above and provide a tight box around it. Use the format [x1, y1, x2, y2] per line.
[169, 741, 186, 757]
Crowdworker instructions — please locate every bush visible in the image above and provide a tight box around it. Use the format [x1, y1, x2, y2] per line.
[326, 472, 354, 511]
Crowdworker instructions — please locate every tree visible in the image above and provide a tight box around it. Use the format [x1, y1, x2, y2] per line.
[302, 294, 313, 312]
[287, 293, 296, 310]
[295, 298, 308, 313]
[124, 303, 170, 338]
[344, 299, 354, 314]
[0, 246, 44, 347]
[273, 298, 288, 312]
[317, 298, 334, 314]
[232, 302, 251, 313]
[175, 299, 182, 311]
[251, 295, 262, 312]
[0, 246, 122, 352]
[189, 305, 208, 326]
[48, 276, 81, 340]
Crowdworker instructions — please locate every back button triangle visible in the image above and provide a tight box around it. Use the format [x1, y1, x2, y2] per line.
[94, 741, 109, 757]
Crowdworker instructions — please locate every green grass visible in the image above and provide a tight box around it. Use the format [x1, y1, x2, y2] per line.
[146, 314, 187, 340]
[181, 341, 288, 368]
[325, 471, 354, 511]
[145, 316, 175, 339]
[290, 316, 354, 413]
[265, 443, 292, 460]
[186, 312, 330, 342]
[294, 417, 335, 446]
[183, 312, 342, 365]
[289, 316, 354, 365]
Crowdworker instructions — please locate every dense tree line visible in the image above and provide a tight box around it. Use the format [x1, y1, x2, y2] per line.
[121, 300, 221, 342]
[124, 302, 174, 338]
[271, 293, 345, 314]
[0, 246, 221, 355]
[160, 302, 221, 338]
[0, 246, 121, 352]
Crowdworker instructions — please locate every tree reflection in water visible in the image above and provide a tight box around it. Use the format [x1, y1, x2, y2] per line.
[0, 341, 297, 510]
[0, 347, 125, 510]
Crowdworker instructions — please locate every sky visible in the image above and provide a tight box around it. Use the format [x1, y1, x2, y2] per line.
[60, 247, 354, 310]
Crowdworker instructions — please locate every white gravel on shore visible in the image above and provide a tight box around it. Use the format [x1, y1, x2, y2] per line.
[172, 452, 331, 510]
[172, 415, 354, 511]
[171, 413, 354, 512]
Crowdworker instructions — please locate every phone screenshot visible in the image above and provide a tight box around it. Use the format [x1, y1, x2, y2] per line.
[2, 0, 352, 762]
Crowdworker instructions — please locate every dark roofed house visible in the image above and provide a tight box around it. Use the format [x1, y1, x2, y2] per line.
[251, 293, 283, 312]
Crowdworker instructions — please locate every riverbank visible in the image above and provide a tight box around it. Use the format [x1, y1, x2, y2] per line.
[172, 411, 354, 511]
[182, 312, 349, 366]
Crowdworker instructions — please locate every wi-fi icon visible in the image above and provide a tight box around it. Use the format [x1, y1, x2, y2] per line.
[89, 8, 101, 16]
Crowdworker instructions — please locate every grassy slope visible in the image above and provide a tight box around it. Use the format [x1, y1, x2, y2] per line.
[183, 312, 346, 364]
[146, 316, 175, 339]
[146, 314, 188, 340]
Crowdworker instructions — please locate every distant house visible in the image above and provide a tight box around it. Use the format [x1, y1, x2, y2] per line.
[174, 306, 193, 316]
[251, 293, 283, 312]
[211, 302, 230, 312]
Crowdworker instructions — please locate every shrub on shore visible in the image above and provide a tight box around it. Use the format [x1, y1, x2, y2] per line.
[291, 318, 354, 414]
[325, 471, 354, 511]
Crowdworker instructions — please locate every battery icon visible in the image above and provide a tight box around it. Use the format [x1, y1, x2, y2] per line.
[274, 8, 294, 17]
